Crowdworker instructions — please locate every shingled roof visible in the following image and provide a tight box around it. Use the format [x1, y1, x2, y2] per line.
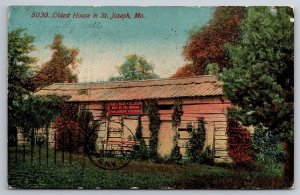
[34, 75, 223, 102]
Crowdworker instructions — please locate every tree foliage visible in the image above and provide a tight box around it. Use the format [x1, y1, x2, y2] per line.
[54, 103, 80, 151]
[17, 95, 63, 135]
[30, 34, 79, 91]
[171, 63, 199, 78]
[172, 7, 245, 77]
[77, 109, 99, 152]
[8, 29, 36, 145]
[109, 54, 159, 81]
[221, 7, 294, 186]
[222, 7, 294, 142]
[54, 104, 99, 152]
[205, 63, 220, 77]
[252, 124, 283, 163]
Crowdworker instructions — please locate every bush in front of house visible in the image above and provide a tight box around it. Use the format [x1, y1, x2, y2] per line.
[169, 137, 182, 163]
[226, 119, 253, 165]
[54, 104, 98, 153]
[186, 118, 212, 164]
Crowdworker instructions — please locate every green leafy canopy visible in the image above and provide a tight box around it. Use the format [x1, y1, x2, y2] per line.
[222, 7, 294, 142]
[109, 54, 159, 81]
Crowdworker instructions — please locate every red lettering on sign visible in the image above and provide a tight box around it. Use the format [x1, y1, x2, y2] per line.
[108, 101, 143, 115]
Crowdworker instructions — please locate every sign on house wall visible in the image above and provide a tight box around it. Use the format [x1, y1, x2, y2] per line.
[108, 101, 143, 115]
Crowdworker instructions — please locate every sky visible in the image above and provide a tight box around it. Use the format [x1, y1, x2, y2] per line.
[8, 6, 214, 82]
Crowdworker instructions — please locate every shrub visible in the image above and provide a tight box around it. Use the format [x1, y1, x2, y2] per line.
[227, 119, 253, 164]
[186, 118, 206, 163]
[200, 146, 213, 165]
[54, 103, 81, 151]
[54, 104, 98, 152]
[169, 136, 182, 163]
[252, 124, 284, 163]
[77, 109, 99, 152]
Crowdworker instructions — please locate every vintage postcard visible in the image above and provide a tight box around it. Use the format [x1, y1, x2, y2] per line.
[7, 6, 294, 189]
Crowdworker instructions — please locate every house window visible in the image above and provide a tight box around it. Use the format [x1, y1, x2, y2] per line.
[158, 104, 173, 110]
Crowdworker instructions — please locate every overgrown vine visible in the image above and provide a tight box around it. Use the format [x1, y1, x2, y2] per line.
[146, 99, 161, 161]
[186, 118, 206, 163]
[135, 115, 149, 160]
[169, 99, 183, 162]
[171, 99, 183, 128]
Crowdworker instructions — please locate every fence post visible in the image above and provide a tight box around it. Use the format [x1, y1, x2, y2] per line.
[38, 142, 41, 164]
[77, 132, 80, 157]
[30, 129, 34, 163]
[54, 131, 57, 164]
[69, 130, 72, 164]
[15, 142, 18, 163]
[46, 127, 49, 165]
[23, 144, 26, 163]
[62, 134, 65, 164]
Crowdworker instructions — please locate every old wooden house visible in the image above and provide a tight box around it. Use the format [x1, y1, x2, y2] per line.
[35, 75, 232, 163]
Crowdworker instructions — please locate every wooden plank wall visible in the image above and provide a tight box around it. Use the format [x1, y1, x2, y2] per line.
[80, 97, 233, 163]
[156, 97, 232, 163]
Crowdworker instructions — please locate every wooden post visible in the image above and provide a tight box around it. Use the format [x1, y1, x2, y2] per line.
[38, 142, 41, 164]
[69, 130, 72, 164]
[30, 129, 34, 163]
[23, 144, 26, 163]
[54, 131, 57, 164]
[62, 134, 65, 164]
[46, 127, 49, 165]
[212, 123, 216, 162]
[15, 142, 18, 163]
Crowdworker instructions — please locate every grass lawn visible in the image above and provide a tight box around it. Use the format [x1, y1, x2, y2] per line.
[8, 147, 285, 189]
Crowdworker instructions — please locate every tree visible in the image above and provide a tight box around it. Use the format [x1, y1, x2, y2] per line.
[54, 104, 99, 152]
[109, 54, 159, 81]
[221, 7, 294, 186]
[8, 29, 36, 145]
[172, 7, 245, 77]
[17, 95, 63, 146]
[172, 63, 199, 78]
[77, 109, 99, 153]
[205, 63, 220, 77]
[53, 102, 81, 151]
[30, 34, 79, 91]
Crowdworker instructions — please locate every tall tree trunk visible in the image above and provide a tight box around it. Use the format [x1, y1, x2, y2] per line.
[284, 140, 294, 188]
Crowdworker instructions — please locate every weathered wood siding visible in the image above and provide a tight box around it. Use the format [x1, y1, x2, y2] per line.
[78, 96, 232, 163]
[155, 97, 232, 163]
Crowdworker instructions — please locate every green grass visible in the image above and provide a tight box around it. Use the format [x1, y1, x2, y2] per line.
[8, 147, 285, 189]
